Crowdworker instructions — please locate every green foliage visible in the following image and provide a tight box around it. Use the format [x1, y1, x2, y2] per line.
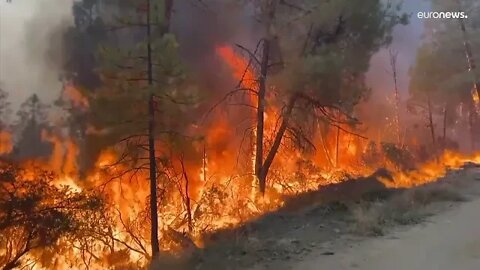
[410, 0, 480, 109]
[276, 0, 406, 110]
[409, 42, 472, 111]
[86, 6, 200, 165]
[264, 0, 407, 152]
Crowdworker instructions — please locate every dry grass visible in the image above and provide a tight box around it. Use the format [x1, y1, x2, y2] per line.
[149, 170, 478, 269]
[350, 181, 467, 236]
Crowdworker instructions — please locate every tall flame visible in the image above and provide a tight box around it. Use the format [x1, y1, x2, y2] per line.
[3, 45, 479, 269]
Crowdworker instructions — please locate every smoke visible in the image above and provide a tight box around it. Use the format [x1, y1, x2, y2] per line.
[366, 0, 430, 100]
[0, 0, 443, 147]
[359, 0, 431, 143]
[171, 0, 258, 96]
[0, 0, 73, 110]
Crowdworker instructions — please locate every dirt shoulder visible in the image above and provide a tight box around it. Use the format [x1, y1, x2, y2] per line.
[153, 166, 480, 270]
[252, 167, 480, 270]
[285, 185, 480, 270]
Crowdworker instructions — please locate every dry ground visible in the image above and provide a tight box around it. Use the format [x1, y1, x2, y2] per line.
[285, 192, 480, 270]
[151, 165, 480, 270]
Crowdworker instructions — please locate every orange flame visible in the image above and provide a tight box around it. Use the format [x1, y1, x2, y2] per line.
[0, 131, 13, 155]
[4, 45, 480, 269]
[64, 82, 89, 109]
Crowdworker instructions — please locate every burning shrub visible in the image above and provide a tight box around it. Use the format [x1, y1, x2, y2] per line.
[381, 143, 416, 171]
[0, 161, 106, 270]
[363, 141, 381, 167]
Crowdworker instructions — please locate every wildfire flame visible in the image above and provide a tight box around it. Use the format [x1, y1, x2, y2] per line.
[3, 45, 479, 269]
[0, 131, 13, 155]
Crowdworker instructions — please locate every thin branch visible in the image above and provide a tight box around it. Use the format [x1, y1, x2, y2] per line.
[279, 0, 306, 11]
[330, 124, 368, 140]
[203, 88, 258, 121]
[236, 40, 263, 89]
[235, 44, 261, 66]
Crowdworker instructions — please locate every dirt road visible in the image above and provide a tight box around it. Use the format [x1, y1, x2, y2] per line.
[196, 168, 480, 270]
[289, 197, 480, 270]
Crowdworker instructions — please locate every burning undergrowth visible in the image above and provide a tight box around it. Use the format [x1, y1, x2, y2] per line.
[179, 160, 480, 270]
[2, 0, 480, 269]
[1, 40, 479, 270]
[1, 114, 479, 270]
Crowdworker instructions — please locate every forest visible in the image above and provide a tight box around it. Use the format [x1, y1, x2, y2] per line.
[0, 0, 479, 269]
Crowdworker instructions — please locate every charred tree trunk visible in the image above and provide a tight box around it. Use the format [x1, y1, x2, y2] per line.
[3, 253, 26, 270]
[427, 94, 436, 151]
[443, 104, 448, 143]
[335, 126, 340, 167]
[180, 157, 193, 232]
[319, 125, 334, 168]
[255, 1, 277, 195]
[255, 39, 270, 193]
[258, 95, 298, 188]
[389, 49, 402, 145]
[203, 143, 207, 182]
[2, 237, 31, 270]
[146, 0, 176, 258]
[146, 0, 160, 258]
[469, 106, 476, 150]
[163, 0, 174, 34]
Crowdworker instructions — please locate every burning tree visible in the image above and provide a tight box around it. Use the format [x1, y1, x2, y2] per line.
[81, 0, 198, 259]
[10, 95, 53, 161]
[0, 87, 11, 128]
[217, 0, 407, 194]
[0, 87, 12, 156]
[387, 49, 402, 145]
[410, 0, 480, 151]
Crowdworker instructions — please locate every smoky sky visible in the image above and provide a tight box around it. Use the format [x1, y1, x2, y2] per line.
[366, 0, 431, 100]
[0, 0, 74, 109]
[0, 0, 429, 111]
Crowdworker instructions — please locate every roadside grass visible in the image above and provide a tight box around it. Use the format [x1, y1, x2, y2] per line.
[149, 168, 479, 269]
[349, 179, 468, 236]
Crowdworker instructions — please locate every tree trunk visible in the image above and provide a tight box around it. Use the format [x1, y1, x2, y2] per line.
[443, 104, 448, 143]
[2, 242, 30, 270]
[163, 0, 174, 35]
[254, 39, 270, 189]
[389, 49, 402, 145]
[335, 126, 340, 167]
[146, 0, 160, 258]
[427, 94, 436, 151]
[258, 94, 298, 190]
[203, 143, 207, 182]
[469, 106, 475, 150]
[180, 157, 193, 232]
[319, 125, 334, 168]
[254, 0, 279, 195]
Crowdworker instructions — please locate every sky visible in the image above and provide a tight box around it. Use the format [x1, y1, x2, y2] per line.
[366, 0, 431, 100]
[0, 0, 73, 108]
[0, 0, 429, 109]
